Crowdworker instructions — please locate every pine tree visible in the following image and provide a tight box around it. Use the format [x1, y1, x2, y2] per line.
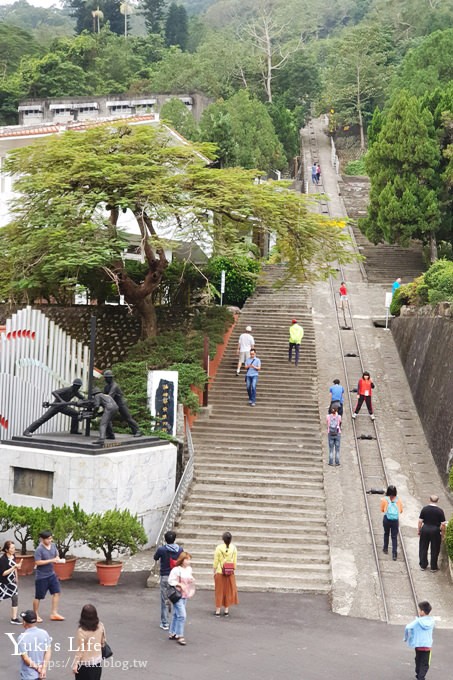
[165, 3, 188, 50]
[361, 91, 441, 260]
[140, 0, 167, 34]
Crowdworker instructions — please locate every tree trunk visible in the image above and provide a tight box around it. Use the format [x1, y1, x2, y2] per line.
[132, 294, 158, 338]
[429, 231, 438, 263]
[356, 66, 365, 152]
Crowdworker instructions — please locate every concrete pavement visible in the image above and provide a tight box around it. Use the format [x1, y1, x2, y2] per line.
[1, 571, 451, 679]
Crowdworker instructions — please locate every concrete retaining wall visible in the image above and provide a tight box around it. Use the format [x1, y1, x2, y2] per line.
[392, 312, 453, 479]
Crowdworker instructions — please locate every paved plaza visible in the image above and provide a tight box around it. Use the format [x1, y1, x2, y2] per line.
[1, 571, 451, 679]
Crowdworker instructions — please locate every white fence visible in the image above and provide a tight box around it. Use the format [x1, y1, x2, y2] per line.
[0, 306, 89, 439]
[330, 137, 340, 175]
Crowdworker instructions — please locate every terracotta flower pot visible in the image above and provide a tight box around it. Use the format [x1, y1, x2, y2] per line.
[54, 556, 77, 581]
[95, 561, 123, 586]
[17, 553, 35, 576]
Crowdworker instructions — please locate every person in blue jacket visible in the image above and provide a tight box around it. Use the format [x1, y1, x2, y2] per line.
[153, 531, 183, 631]
[329, 378, 345, 416]
[404, 601, 435, 680]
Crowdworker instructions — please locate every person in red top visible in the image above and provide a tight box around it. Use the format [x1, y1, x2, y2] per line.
[339, 282, 347, 299]
[352, 371, 375, 420]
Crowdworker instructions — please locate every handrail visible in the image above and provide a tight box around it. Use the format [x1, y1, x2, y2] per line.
[148, 422, 194, 581]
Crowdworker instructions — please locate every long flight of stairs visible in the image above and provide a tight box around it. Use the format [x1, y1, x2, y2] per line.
[175, 265, 330, 593]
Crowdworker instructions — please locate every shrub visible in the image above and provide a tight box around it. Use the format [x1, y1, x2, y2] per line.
[85, 508, 147, 564]
[344, 157, 367, 176]
[446, 516, 453, 561]
[424, 259, 453, 303]
[206, 255, 260, 307]
[390, 276, 429, 315]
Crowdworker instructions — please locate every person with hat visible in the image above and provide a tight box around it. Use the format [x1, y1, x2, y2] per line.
[18, 609, 52, 680]
[236, 326, 255, 375]
[103, 370, 143, 437]
[89, 387, 119, 446]
[288, 319, 304, 366]
[23, 378, 85, 437]
[33, 531, 64, 623]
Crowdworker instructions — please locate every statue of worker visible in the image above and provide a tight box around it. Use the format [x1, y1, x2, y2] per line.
[23, 378, 84, 437]
[90, 387, 119, 446]
[103, 370, 143, 437]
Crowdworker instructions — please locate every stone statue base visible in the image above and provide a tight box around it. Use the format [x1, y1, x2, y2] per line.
[10, 432, 161, 454]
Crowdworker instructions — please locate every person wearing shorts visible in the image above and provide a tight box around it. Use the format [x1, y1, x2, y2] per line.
[33, 530, 64, 622]
[236, 326, 254, 375]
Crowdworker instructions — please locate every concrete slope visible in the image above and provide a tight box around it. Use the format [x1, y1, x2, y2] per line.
[175, 264, 331, 593]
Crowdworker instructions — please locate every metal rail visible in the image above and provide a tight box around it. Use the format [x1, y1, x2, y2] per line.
[306, 120, 419, 622]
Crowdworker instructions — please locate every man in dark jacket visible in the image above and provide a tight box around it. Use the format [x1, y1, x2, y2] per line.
[418, 495, 447, 572]
[103, 370, 142, 437]
[153, 531, 183, 630]
[23, 379, 84, 437]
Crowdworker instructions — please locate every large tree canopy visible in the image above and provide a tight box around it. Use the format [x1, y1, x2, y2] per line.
[2, 123, 352, 336]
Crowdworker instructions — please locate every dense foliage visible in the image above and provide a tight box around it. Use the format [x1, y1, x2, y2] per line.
[389, 260, 453, 315]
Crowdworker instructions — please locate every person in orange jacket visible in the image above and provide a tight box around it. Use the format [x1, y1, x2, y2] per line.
[352, 371, 375, 420]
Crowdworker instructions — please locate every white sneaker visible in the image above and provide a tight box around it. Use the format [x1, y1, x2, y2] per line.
[352, 413, 357, 420]
[370, 414, 375, 420]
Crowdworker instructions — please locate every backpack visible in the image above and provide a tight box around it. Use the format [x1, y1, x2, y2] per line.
[167, 548, 180, 570]
[328, 415, 339, 437]
[386, 498, 399, 520]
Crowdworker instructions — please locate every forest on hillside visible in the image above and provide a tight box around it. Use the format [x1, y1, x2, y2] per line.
[0, 0, 452, 256]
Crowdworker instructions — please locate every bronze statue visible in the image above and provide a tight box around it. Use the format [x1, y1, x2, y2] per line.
[89, 387, 119, 446]
[103, 370, 143, 437]
[23, 379, 84, 437]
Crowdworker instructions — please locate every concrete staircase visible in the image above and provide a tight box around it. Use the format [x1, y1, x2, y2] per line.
[175, 265, 330, 593]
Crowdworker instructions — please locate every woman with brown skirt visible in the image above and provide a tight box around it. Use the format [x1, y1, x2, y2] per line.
[213, 531, 238, 617]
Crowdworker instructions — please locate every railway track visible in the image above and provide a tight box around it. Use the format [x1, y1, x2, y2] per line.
[305, 119, 419, 624]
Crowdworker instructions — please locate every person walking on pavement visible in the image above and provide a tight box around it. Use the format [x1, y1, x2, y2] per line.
[153, 531, 183, 630]
[0, 541, 23, 624]
[316, 164, 321, 184]
[311, 163, 317, 184]
[72, 604, 107, 679]
[17, 609, 52, 680]
[327, 405, 342, 466]
[213, 531, 238, 617]
[168, 552, 195, 646]
[404, 601, 435, 680]
[380, 485, 403, 561]
[418, 495, 447, 572]
[33, 531, 64, 623]
[245, 348, 261, 407]
[329, 378, 345, 416]
[236, 326, 254, 375]
[288, 319, 304, 366]
[103, 370, 143, 437]
[352, 371, 375, 420]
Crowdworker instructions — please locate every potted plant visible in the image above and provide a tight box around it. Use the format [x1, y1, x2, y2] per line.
[47, 503, 89, 580]
[85, 509, 147, 586]
[8, 505, 41, 575]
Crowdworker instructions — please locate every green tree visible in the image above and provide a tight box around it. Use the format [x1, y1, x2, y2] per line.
[0, 23, 41, 76]
[266, 101, 299, 164]
[165, 3, 188, 49]
[2, 123, 353, 336]
[391, 28, 453, 98]
[64, 0, 127, 35]
[323, 24, 395, 150]
[200, 90, 286, 172]
[361, 91, 441, 260]
[140, 0, 167, 33]
[160, 97, 199, 140]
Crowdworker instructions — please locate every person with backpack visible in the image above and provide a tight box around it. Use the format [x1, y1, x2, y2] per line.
[326, 405, 342, 466]
[153, 531, 183, 630]
[380, 485, 403, 560]
[213, 532, 238, 617]
[352, 371, 375, 420]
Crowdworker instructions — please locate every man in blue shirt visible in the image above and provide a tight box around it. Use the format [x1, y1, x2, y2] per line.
[245, 349, 261, 407]
[18, 609, 52, 680]
[329, 379, 345, 416]
[33, 531, 64, 623]
[153, 531, 183, 630]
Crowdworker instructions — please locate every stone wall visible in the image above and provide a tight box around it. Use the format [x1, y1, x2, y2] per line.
[392, 308, 453, 480]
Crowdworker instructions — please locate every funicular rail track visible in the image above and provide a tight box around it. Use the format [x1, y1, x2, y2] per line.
[305, 120, 419, 623]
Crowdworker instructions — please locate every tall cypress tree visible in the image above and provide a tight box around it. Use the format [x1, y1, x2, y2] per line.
[165, 3, 188, 50]
[361, 91, 441, 260]
[140, 0, 167, 34]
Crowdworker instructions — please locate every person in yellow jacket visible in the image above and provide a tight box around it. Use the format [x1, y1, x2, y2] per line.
[213, 532, 238, 617]
[288, 319, 304, 366]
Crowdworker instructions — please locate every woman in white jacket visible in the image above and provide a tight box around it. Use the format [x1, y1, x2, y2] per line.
[168, 552, 195, 646]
